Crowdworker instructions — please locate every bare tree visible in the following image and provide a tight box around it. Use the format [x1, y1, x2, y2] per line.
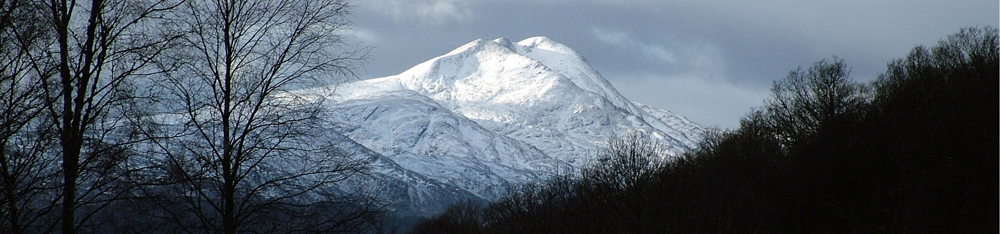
[1, 1, 61, 233]
[144, 0, 377, 233]
[410, 200, 485, 234]
[578, 132, 666, 234]
[757, 58, 867, 148]
[33, 0, 183, 233]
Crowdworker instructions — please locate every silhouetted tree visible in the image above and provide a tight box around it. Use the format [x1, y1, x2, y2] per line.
[0, 1, 60, 233]
[142, 0, 380, 233]
[0, 2, 62, 233]
[410, 200, 484, 234]
[758, 57, 868, 148]
[483, 175, 579, 233]
[577, 132, 665, 233]
[31, 0, 183, 233]
[863, 26, 998, 233]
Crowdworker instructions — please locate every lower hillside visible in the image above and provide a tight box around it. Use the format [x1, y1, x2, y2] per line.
[410, 27, 999, 234]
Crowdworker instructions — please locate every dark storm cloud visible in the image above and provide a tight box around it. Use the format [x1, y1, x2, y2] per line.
[348, 0, 997, 128]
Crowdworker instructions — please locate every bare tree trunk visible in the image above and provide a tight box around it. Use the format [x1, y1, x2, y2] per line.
[52, 0, 90, 232]
[58, 145, 78, 234]
[221, 18, 237, 231]
[0, 144, 22, 234]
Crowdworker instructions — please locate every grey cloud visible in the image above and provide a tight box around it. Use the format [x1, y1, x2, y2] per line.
[608, 73, 770, 128]
[360, 0, 476, 25]
[591, 28, 679, 63]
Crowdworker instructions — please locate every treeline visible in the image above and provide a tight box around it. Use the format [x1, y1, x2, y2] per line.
[410, 27, 999, 233]
[1, 0, 389, 233]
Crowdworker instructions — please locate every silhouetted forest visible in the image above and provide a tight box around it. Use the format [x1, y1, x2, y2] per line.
[410, 27, 999, 234]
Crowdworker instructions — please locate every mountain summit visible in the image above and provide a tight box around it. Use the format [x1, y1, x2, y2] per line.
[303, 36, 706, 216]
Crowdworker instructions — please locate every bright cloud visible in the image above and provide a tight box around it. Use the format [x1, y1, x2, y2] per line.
[349, 28, 379, 43]
[363, 0, 475, 25]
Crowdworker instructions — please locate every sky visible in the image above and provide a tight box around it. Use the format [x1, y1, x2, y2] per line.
[345, 0, 997, 129]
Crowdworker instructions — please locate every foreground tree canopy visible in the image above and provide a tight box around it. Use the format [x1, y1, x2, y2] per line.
[411, 27, 999, 234]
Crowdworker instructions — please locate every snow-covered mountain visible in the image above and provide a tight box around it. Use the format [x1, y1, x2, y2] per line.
[299, 36, 706, 216]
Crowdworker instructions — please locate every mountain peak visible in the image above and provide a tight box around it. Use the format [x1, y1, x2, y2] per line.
[312, 35, 706, 217]
[443, 38, 488, 56]
[516, 36, 577, 58]
[492, 37, 516, 51]
[409, 37, 628, 107]
[440, 36, 579, 63]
